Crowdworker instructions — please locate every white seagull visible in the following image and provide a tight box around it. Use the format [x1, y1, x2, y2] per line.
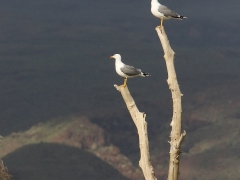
[151, 0, 187, 27]
[110, 54, 150, 87]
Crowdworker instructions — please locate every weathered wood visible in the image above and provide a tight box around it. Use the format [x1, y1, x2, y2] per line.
[155, 26, 186, 180]
[114, 85, 157, 180]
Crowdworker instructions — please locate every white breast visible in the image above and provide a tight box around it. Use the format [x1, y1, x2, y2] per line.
[151, 2, 164, 18]
[115, 61, 126, 77]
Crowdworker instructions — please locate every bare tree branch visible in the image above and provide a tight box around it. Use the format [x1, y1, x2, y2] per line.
[114, 85, 157, 180]
[155, 26, 186, 180]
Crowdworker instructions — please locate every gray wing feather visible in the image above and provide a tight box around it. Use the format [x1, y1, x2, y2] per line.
[158, 5, 179, 17]
[120, 65, 141, 76]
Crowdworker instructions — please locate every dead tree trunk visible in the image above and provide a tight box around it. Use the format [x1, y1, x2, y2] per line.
[155, 26, 186, 180]
[114, 85, 157, 180]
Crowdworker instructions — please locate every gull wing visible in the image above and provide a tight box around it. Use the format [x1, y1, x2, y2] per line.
[158, 5, 179, 18]
[120, 65, 141, 76]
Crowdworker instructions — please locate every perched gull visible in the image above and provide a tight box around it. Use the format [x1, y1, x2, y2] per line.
[151, 0, 187, 27]
[110, 54, 150, 87]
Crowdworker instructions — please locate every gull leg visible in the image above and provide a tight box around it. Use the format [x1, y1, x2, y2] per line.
[157, 18, 163, 28]
[157, 19, 161, 28]
[121, 77, 127, 87]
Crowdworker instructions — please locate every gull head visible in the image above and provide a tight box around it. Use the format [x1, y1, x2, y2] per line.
[110, 54, 121, 60]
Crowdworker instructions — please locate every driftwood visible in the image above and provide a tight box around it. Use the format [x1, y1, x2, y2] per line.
[114, 85, 157, 180]
[155, 26, 186, 180]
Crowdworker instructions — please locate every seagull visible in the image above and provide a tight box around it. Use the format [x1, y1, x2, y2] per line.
[151, 0, 187, 27]
[110, 54, 150, 87]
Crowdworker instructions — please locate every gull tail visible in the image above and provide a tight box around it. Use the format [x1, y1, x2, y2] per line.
[141, 72, 151, 77]
[179, 15, 187, 20]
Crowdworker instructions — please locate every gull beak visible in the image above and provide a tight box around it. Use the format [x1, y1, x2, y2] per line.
[110, 56, 114, 59]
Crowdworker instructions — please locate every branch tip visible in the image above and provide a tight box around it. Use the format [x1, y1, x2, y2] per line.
[182, 130, 187, 136]
[143, 113, 146, 118]
[114, 84, 121, 91]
